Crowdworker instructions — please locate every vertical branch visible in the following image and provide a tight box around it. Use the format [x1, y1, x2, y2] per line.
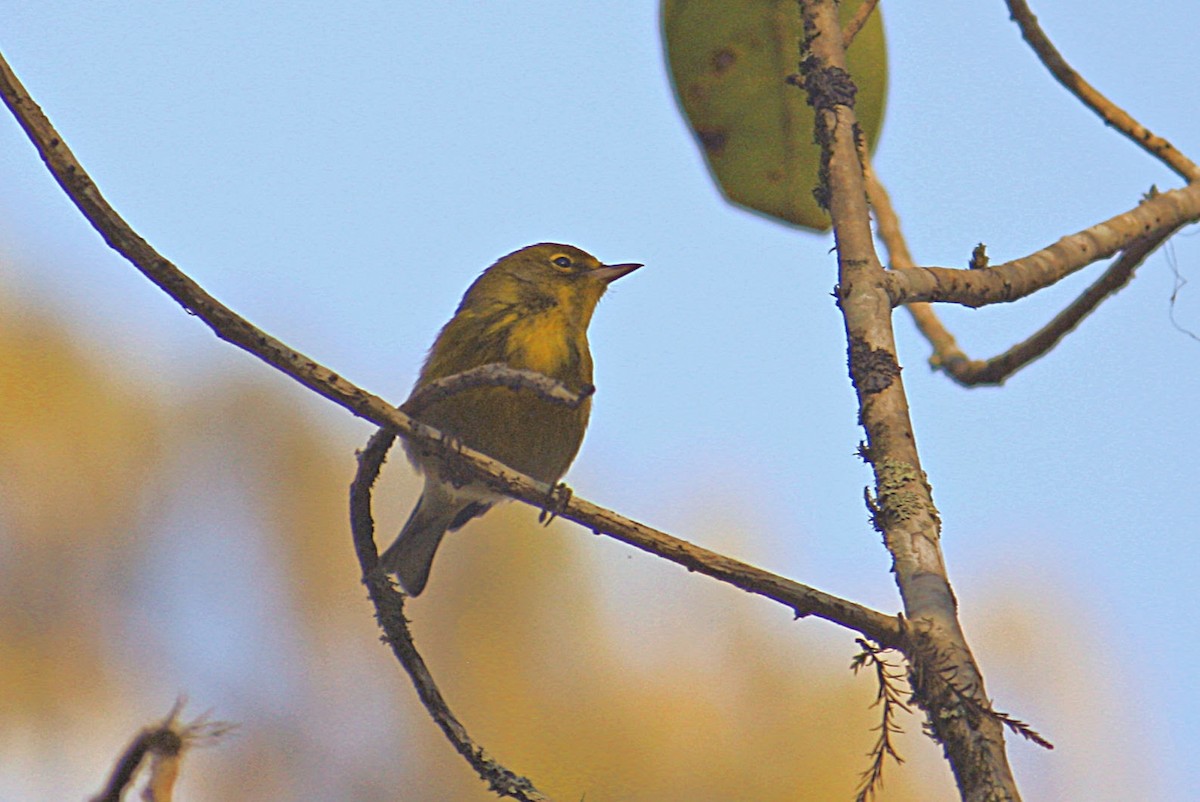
[795, 2, 1020, 799]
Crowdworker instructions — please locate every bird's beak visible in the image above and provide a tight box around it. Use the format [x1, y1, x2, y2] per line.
[593, 262, 643, 283]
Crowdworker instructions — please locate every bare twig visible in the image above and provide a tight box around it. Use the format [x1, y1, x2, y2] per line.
[0, 47, 903, 650]
[884, 182, 1200, 308]
[851, 639, 910, 802]
[842, 0, 880, 49]
[91, 701, 234, 802]
[1006, 0, 1200, 182]
[350, 428, 553, 801]
[403, 363, 592, 415]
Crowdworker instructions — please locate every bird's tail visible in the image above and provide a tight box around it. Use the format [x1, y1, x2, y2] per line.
[379, 481, 490, 596]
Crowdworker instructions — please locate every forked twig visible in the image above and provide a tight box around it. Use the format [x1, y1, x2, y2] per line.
[934, 229, 1175, 384]
[866, 162, 1184, 384]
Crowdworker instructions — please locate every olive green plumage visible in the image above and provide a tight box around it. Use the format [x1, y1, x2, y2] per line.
[380, 243, 641, 595]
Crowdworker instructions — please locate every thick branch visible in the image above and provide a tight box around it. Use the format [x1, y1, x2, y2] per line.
[884, 183, 1200, 308]
[0, 47, 901, 646]
[798, 2, 1019, 798]
[1006, 0, 1200, 182]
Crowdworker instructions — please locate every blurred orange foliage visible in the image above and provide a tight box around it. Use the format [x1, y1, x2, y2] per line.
[0, 293, 1146, 800]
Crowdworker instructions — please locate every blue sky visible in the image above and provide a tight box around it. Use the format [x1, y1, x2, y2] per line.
[2, 3, 1198, 799]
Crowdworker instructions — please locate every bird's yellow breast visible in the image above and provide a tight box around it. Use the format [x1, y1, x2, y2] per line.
[503, 281, 599, 380]
[508, 307, 574, 375]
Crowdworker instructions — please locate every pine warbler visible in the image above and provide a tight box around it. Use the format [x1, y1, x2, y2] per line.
[381, 243, 642, 595]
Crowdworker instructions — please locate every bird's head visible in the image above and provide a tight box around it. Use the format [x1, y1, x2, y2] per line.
[462, 243, 641, 327]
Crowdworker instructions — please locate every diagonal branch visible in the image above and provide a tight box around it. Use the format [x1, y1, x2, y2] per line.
[884, 182, 1200, 308]
[0, 47, 902, 645]
[841, 0, 880, 49]
[1005, 0, 1200, 182]
[0, 50, 898, 793]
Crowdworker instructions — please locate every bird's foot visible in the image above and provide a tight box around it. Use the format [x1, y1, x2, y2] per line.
[438, 432, 477, 488]
[539, 482, 573, 525]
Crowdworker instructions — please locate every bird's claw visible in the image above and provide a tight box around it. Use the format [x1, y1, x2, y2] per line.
[539, 482, 573, 525]
[438, 432, 476, 488]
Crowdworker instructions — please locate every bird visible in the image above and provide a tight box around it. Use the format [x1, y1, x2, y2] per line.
[380, 243, 642, 595]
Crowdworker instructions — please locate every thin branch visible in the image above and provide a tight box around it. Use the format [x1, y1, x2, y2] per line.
[94, 730, 177, 802]
[350, 428, 552, 801]
[403, 363, 592, 416]
[0, 47, 911, 802]
[91, 701, 234, 802]
[841, 0, 880, 49]
[884, 182, 1200, 308]
[0, 46, 902, 644]
[1006, 0, 1200, 182]
[570, 487, 903, 644]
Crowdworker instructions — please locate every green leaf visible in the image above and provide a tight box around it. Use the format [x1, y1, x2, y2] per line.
[662, 0, 888, 232]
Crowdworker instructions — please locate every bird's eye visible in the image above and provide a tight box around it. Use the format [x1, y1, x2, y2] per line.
[551, 255, 573, 269]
